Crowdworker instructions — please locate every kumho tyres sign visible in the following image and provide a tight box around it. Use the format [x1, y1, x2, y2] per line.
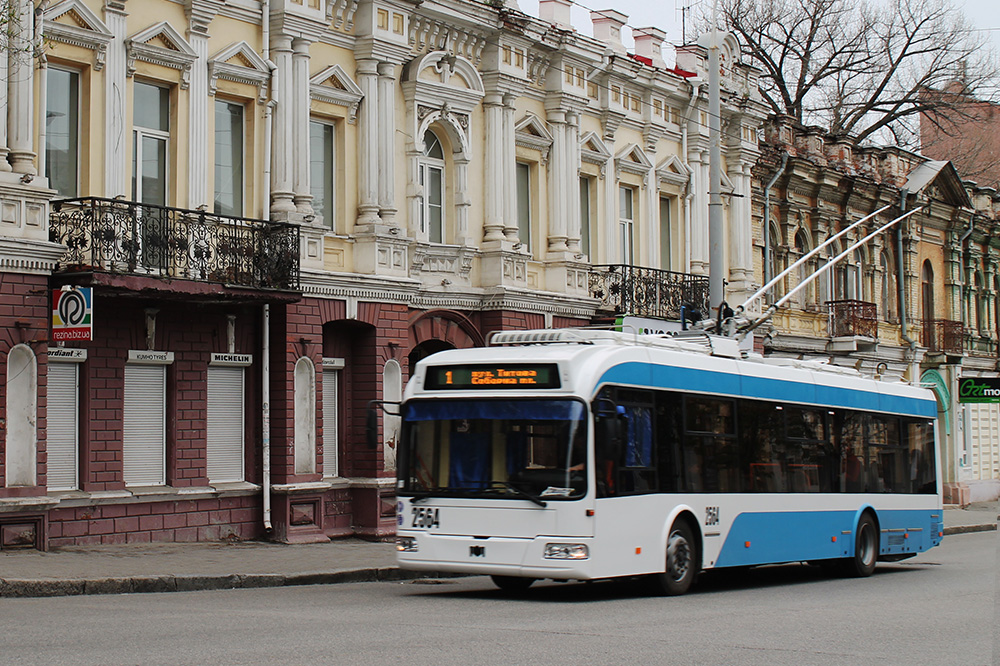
[958, 377, 1000, 403]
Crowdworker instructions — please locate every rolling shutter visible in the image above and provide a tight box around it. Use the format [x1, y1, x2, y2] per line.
[47, 362, 79, 491]
[123, 363, 165, 486]
[207, 366, 245, 482]
[322, 368, 339, 477]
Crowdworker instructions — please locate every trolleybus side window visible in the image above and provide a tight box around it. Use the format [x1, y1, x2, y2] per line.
[683, 396, 739, 493]
[904, 419, 936, 494]
[868, 415, 905, 493]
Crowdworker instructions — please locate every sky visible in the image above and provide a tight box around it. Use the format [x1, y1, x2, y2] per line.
[515, 0, 1000, 61]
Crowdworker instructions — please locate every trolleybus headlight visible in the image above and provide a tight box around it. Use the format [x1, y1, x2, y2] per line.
[544, 543, 589, 559]
[396, 537, 418, 552]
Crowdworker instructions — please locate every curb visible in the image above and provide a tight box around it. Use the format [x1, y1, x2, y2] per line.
[943, 522, 997, 536]
[0, 566, 430, 599]
[2, 526, 994, 599]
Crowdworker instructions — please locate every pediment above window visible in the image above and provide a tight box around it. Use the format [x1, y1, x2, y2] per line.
[126, 22, 198, 88]
[515, 114, 553, 158]
[402, 51, 485, 115]
[656, 154, 692, 186]
[44, 0, 113, 70]
[580, 131, 612, 166]
[310, 65, 364, 123]
[208, 41, 270, 103]
[615, 143, 652, 178]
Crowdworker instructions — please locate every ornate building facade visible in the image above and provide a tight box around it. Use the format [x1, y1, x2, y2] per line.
[753, 116, 1000, 504]
[0, 0, 765, 547]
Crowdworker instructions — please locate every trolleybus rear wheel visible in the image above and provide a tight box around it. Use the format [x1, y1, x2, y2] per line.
[490, 575, 535, 592]
[653, 520, 698, 596]
[843, 513, 879, 577]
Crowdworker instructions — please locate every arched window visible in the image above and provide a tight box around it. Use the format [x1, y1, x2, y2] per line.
[768, 223, 781, 302]
[793, 230, 811, 307]
[294, 357, 316, 475]
[6, 344, 37, 486]
[880, 250, 896, 322]
[382, 360, 402, 472]
[921, 260, 934, 322]
[975, 271, 985, 332]
[419, 129, 446, 244]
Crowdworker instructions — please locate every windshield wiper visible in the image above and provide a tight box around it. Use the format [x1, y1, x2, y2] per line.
[486, 481, 547, 507]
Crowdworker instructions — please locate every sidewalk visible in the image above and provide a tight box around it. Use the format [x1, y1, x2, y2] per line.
[1, 504, 995, 598]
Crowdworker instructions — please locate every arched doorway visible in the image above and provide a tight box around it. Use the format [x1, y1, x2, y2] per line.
[408, 310, 485, 370]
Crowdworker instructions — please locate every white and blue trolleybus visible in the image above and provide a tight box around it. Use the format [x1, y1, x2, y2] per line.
[393, 328, 942, 594]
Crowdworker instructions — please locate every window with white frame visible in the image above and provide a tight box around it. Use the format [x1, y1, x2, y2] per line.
[132, 82, 170, 207]
[619, 186, 635, 265]
[214, 99, 245, 217]
[580, 176, 593, 259]
[516, 162, 532, 250]
[659, 196, 672, 270]
[322, 359, 343, 477]
[419, 130, 445, 243]
[45, 67, 80, 198]
[207, 364, 245, 483]
[123, 359, 168, 486]
[309, 120, 336, 230]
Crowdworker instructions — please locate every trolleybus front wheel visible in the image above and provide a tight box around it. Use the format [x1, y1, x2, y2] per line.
[490, 575, 535, 592]
[652, 520, 699, 596]
[842, 512, 879, 577]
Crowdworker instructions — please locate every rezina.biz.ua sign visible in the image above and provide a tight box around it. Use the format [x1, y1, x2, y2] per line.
[52, 287, 93, 341]
[958, 377, 1000, 403]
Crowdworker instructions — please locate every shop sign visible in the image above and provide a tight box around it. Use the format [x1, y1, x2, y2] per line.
[52, 287, 93, 341]
[958, 376, 1000, 403]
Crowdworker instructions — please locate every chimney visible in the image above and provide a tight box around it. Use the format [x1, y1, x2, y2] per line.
[539, 0, 573, 29]
[633, 27, 666, 68]
[591, 9, 628, 55]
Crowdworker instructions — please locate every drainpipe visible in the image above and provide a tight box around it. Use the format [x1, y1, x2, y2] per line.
[681, 80, 702, 274]
[958, 214, 975, 327]
[897, 189, 918, 384]
[261, 0, 274, 533]
[763, 151, 788, 291]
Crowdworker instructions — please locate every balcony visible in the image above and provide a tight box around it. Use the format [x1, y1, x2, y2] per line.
[826, 300, 877, 352]
[921, 319, 964, 355]
[589, 264, 710, 322]
[50, 198, 299, 292]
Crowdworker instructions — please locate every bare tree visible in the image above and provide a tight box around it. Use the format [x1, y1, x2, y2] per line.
[712, 0, 998, 148]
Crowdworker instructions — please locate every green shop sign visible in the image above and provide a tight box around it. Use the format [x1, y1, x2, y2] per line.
[958, 377, 1000, 403]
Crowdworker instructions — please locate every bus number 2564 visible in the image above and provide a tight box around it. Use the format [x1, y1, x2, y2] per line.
[411, 507, 440, 529]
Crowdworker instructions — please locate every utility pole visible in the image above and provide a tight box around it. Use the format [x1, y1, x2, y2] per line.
[708, 0, 725, 313]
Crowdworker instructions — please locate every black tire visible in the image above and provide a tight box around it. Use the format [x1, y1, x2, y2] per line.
[652, 520, 699, 596]
[490, 575, 535, 592]
[842, 513, 879, 577]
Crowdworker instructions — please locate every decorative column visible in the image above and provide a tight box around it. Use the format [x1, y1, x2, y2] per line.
[7, 0, 35, 175]
[291, 37, 313, 215]
[728, 160, 755, 298]
[502, 93, 518, 242]
[566, 111, 582, 255]
[546, 108, 569, 254]
[482, 93, 505, 244]
[355, 58, 380, 227]
[376, 61, 397, 226]
[187, 28, 210, 209]
[104, 1, 128, 195]
[689, 149, 710, 276]
[269, 34, 296, 214]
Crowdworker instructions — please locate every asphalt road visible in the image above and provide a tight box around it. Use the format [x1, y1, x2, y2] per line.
[2, 531, 996, 666]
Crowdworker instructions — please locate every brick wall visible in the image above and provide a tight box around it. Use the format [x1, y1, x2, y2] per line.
[47, 495, 262, 546]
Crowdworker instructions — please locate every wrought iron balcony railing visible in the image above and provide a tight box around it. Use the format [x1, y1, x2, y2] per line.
[921, 319, 964, 355]
[826, 299, 878, 339]
[589, 264, 710, 321]
[50, 197, 299, 291]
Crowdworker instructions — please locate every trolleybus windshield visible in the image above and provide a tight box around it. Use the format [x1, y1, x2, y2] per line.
[400, 399, 587, 501]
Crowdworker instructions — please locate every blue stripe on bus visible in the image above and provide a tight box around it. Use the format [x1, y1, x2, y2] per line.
[714, 509, 939, 568]
[597, 362, 936, 418]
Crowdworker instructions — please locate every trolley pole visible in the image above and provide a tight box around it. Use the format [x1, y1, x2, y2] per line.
[708, 2, 725, 313]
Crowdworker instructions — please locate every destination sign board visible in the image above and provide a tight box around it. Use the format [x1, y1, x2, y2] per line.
[425, 364, 560, 390]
